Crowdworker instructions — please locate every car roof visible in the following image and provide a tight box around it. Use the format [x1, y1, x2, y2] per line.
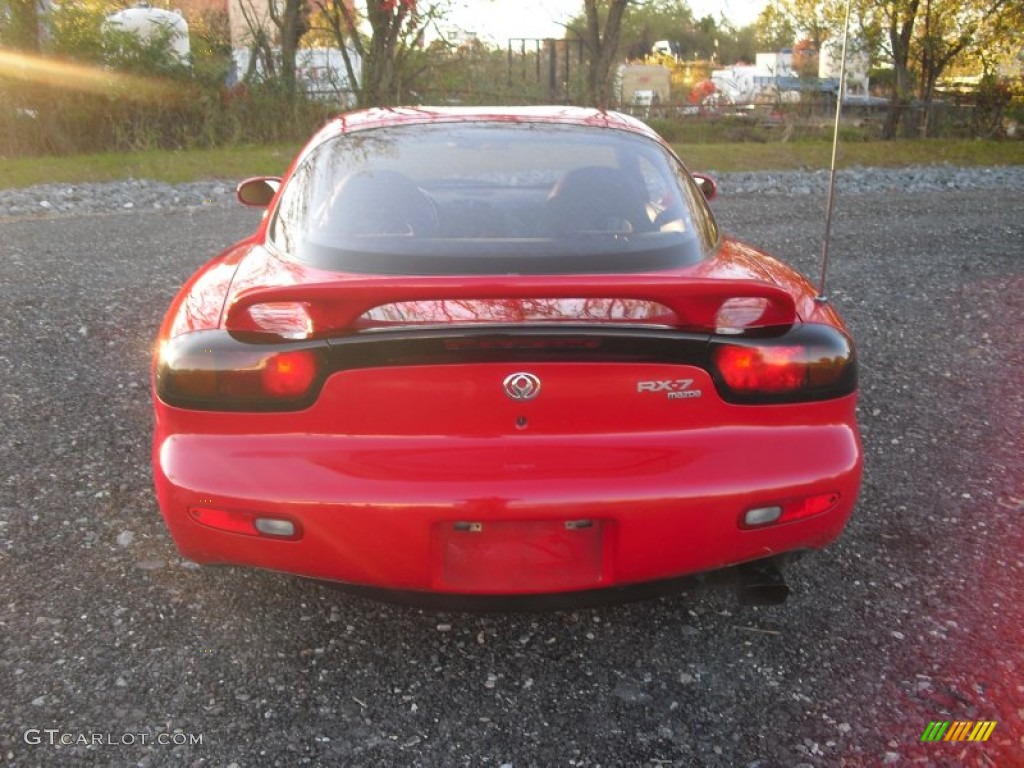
[318, 106, 663, 143]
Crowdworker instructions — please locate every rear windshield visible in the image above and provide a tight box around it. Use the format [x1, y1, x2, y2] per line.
[268, 122, 718, 275]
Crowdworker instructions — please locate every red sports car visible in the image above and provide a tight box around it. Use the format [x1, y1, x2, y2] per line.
[152, 107, 861, 606]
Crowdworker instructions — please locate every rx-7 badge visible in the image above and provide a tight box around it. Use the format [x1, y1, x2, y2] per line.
[637, 379, 702, 400]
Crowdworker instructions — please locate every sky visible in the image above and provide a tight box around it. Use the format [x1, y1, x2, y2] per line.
[442, 0, 769, 43]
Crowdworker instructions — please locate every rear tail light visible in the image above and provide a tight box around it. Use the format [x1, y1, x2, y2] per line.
[156, 330, 324, 411]
[190, 506, 301, 539]
[741, 492, 841, 529]
[715, 345, 806, 392]
[261, 350, 318, 397]
[710, 323, 856, 403]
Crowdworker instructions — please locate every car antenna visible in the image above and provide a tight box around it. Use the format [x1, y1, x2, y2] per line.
[816, 0, 854, 304]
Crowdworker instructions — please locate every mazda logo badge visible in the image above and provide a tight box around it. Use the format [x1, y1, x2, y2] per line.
[503, 372, 541, 401]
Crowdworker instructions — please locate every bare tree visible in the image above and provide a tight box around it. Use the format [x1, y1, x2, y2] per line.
[274, 0, 311, 94]
[236, 0, 311, 94]
[566, 0, 633, 109]
[314, 0, 447, 107]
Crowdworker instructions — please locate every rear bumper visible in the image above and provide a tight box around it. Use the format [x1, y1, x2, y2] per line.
[154, 423, 861, 595]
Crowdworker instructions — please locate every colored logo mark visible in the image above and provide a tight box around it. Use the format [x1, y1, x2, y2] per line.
[921, 721, 997, 742]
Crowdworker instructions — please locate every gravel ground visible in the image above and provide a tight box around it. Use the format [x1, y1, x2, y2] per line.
[1, 164, 1023, 218]
[0, 168, 1022, 767]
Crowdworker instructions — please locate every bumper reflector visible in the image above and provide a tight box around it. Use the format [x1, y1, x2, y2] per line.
[254, 518, 297, 537]
[744, 506, 783, 527]
[741, 493, 841, 529]
[189, 506, 300, 539]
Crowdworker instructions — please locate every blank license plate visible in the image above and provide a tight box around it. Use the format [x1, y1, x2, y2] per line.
[437, 519, 604, 592]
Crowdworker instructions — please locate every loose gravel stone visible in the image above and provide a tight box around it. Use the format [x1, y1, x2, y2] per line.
[0, 178, 235, 218]
[2, 166, 1023, 219]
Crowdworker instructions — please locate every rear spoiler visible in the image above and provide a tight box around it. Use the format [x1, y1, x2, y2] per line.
[224, 275, 797, 335]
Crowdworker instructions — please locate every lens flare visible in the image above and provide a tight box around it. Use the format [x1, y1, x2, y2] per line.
[0, 49, 179, 101]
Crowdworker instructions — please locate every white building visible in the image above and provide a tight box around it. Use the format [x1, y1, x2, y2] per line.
[819, 44, 870, 97]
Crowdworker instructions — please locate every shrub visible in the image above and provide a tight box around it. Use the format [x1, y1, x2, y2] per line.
[0, 2, 339, 157]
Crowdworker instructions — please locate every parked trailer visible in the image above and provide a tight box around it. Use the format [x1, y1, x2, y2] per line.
[104, 5, 190, 63]
[231, 47, 361, 105]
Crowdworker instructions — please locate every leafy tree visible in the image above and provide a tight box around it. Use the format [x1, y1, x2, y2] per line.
[726, 23, 759, 65]
[187, 8, 234, 88]
[759, 0, 847, 52]
[701, 16, 754, 64]
[754, 3, 797, 51]
[774, 0, 1023, 137]
[569, 1, 759, 68]
[45, 0, 108, 62]
[615, 0, 694, 59]
[863, 0, 922, 137]
[0, 0, 41, 50]
[859, 0, 1023, 137]
[103, 27, 192, 79]
[39, 0, 191, 78]
[914, 0, 1022, 134]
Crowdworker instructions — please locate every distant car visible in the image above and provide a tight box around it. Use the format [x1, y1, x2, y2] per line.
[152, 106, 861, 606]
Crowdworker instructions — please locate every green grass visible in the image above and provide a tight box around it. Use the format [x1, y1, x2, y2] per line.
[0, 144, 303, 189]
[1, 139, 1021, 189]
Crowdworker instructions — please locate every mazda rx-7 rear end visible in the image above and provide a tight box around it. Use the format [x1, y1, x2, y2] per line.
[152, 107, 861, 605]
